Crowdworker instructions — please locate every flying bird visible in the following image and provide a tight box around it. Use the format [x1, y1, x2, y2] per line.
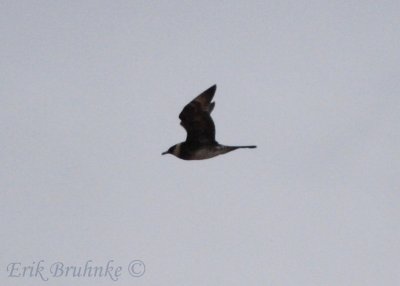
[162, 85, 256, 160]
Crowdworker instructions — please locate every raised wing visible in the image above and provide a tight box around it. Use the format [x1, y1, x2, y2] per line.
[179, 85, 217, 145]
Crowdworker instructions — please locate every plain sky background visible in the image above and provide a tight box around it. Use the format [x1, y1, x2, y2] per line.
[1, 1, 399, 285]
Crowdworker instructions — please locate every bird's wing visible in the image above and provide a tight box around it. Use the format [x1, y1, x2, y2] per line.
[179, 85, 217, 145]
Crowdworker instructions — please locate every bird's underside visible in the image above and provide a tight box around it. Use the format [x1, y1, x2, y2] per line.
[162, 85, 256, 160]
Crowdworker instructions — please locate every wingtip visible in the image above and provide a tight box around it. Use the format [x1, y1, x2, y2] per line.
[196, 84, 217, 101]
[208, 84, 217, 92]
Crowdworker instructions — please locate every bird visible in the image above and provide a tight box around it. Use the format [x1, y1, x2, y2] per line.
[162, 84, 256, 160]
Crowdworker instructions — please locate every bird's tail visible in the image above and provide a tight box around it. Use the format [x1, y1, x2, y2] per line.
[221, 145, 257, 154]
[228, 145, 257, 149]
[234, 145, 257, 149]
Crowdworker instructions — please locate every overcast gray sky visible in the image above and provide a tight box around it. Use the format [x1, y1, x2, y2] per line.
[1, 1, 399, 285]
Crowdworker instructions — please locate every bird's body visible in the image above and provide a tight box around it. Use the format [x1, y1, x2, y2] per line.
[162, 85, 256, 160]
[167, 142, 256, 160]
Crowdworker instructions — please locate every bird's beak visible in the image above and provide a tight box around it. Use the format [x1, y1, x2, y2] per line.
[161, 151, 168, 155]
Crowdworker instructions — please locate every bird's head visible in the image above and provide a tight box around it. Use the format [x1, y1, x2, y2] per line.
[161, 144, 180, 157]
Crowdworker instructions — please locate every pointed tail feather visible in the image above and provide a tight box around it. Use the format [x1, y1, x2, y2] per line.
[224, 145, 257, 152]
[217, 145, 257, 156]
[234, 145, 257, 149]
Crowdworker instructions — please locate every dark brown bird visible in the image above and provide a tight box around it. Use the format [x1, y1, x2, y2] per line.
[162, 85, 256, 160]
